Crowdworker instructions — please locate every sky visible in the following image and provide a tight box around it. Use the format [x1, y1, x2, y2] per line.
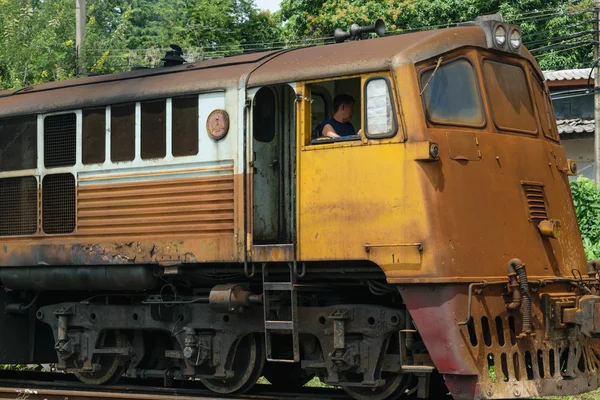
[256, 0, 281, 12]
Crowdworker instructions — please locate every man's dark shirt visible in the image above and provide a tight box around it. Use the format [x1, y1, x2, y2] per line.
[320, 118, 356, 137]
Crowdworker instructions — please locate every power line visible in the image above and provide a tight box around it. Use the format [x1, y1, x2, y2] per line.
[80, 3, 595, 59]
[78, 3, 597, 68]
[530, 39, 597, 53]
[386, 7, 592, 35]
[509, 8, 592, 23]
[523, 19, 594, 38]
[83, 36, 334, 53]
[525, 29, 596, 47]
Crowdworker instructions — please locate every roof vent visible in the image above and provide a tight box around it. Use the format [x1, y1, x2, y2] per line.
[162, 44, 186, 67]
[334, 19, 386, 43]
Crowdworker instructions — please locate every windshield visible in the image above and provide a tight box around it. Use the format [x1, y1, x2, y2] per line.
[420, 59, 484, 127]
[483, 60, 536, 134]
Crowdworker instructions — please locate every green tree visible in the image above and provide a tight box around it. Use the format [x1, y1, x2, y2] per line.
[0, 0, 283, 89]
[126, 0, 192, 49]
[0, 0, 76, 90]
[570, 176, 600, 259]
[187, 0, 282, 56]
[82, 1, 134, 74]
[279, 0, 594, 70]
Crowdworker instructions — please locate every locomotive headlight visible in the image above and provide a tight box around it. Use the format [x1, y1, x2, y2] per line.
[509, 28, 522, 50]
[494, 25, 506, 47]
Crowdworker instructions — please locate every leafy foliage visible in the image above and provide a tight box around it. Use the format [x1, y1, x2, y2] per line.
[0, 0, 596, 89]
[0, 0, 282, 89]
[0, 0, 76, 89]
[279, 0, 595, 70]
[570, 176, 600, 259]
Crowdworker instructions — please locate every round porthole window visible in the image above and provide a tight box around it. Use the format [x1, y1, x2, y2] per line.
[206, 109, 229, 141]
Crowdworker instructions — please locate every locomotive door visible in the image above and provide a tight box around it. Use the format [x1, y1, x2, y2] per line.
[251, 85, 296, 245]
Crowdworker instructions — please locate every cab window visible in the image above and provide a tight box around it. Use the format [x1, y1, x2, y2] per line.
[531, 73, 558, 141]
[483, 60, 536, 134]
[420, 59, 484, 127]
[364, 77, 397, 138]
[307, 77, 361, 144]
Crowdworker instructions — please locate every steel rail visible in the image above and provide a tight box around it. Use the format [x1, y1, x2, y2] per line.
[0, 376, 347, 400]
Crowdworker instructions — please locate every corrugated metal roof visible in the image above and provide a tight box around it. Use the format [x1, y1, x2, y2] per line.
[544, 68, 594, 82]
[556, 119, 594, 134]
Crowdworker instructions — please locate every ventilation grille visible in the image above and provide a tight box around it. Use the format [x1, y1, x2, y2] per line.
[44, 113, 76, 168]
[77, 175, 234, 237]
[522, 183, 548, 220]
[43, 173, 76, 234]
[0, 177, 38, 236]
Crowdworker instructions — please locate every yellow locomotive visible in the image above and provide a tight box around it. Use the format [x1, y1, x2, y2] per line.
[0, 14, 593, 399]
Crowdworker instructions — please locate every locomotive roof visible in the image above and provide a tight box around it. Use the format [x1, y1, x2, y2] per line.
[0, 25, 540, 118]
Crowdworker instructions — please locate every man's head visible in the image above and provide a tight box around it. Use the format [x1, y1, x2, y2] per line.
[333, 94, 355, 123]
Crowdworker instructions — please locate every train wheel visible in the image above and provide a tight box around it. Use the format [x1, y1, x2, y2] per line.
[342, 373, 412, 400]
[73, 330, 128, 385]
[262, 361, 314, 389]
[200, 333, 265, 394]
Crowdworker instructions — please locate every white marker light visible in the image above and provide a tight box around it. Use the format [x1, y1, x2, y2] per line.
[494, 25, 506, 46]
[510, 29, 522, 50]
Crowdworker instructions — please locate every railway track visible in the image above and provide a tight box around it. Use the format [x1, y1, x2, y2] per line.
[0, 371, 347, 400]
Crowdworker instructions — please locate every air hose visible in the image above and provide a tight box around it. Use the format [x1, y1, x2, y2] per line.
[508, 258, 531, 336]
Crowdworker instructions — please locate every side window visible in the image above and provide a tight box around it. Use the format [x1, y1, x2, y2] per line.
[364, 77, 397, 138]
[0, 116, 37, 171]
[111, 103, 136, 162]
[82, 108, 106, 165]
[172, 96, 199, 157]
[141, 99, 167, 160]
[420, 59, 484, 127]
[253, 88, 276, 143]
[531, 73, 558, 141]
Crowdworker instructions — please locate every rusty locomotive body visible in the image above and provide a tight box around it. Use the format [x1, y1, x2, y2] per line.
[0, 16, 597, 399]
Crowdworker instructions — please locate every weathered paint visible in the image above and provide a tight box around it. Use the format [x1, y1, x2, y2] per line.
[0, 171, 242, 266]
[0, 22, 596, 399]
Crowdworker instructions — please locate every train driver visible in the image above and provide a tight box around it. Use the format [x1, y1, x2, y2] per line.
[320, 94, 363, 138]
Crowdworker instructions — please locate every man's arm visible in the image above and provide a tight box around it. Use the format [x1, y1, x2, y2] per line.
[321, 124, 340, 138]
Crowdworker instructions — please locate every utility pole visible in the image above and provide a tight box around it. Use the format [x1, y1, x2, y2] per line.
[595, 0, 600, 183]
[76, 0, 86, 75]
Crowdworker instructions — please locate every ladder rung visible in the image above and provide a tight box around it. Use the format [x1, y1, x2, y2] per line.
[263, 282, 293, 291]
[265, 320, 294, 330]
[267, 357, 298, 363]
[401, 365, 435, 373]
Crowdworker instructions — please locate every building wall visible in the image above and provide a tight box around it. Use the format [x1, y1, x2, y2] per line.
[562, 137, 594, 181]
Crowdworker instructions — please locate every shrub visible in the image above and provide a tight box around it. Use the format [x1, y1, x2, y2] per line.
[570, 176, 600, 259]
